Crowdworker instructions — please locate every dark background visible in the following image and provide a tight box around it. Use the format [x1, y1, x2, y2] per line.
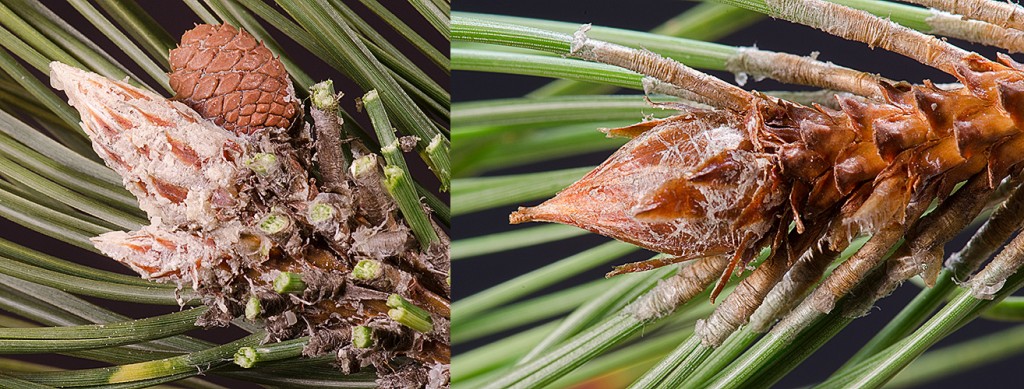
[453, 1, 1022, 388]
[1, 1, 446, 387]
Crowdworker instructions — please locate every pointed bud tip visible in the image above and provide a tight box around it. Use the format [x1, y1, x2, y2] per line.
[48, 61, 91, 97]
[508, 207, 534, 224]
[89, 230, 129, 250]
[509, 204, 567, 225]
[605, 267, 627, 278]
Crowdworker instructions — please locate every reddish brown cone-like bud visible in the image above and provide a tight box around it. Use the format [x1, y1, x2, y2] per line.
[169, 24, 300, 135]
[511, 109, 786, 260]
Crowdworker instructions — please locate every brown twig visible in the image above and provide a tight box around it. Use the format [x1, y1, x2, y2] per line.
[569, 25, 752, 111]
[726, 48, 887, 98]
[725, 0, 972, 75]
[907, 0, 1024, 32]
[924, 9, 1024, 53]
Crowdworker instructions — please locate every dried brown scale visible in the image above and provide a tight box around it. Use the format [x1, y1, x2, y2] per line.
[419, 335, 453, 364]
[310, 97, 350, 194]
[812, 198, 929, 313]
[342, 284, 392, 309]
[947, 183, 1024, 281]
[372, 324, 415, 352]
[302, 245, 350, 273]
[397, 242, 451, 296]
[350, 154, 400, 227]
[332, 319, 449, 380]
[901, 174, 995, 285]
[511, 109, 765, 258]
[379, 363, 432, 389]
[627, 255, 730, 320]
[696, 217, 830, 346]
[251, 288, 288, 317]
[749, 238, 838, 333]
[51, 23, 449, 386]
[334, 348, 364, 375]
[300, 268, 348, 300]
[169, 24, 299, 135]
[196, 299, 243, 328]
[426, 220, 453, 278]
[264, 310, 304, 340]
[696, 249, 788, 346]
[967, 212, 1024, 299]
[513, 105, 786, 297]
[304, 328, 349, 357]
[827, 253, 914, 320]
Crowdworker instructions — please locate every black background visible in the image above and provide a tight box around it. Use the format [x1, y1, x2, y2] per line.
[1, 1, 446, 388]
[453, 1, 1022, 388]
